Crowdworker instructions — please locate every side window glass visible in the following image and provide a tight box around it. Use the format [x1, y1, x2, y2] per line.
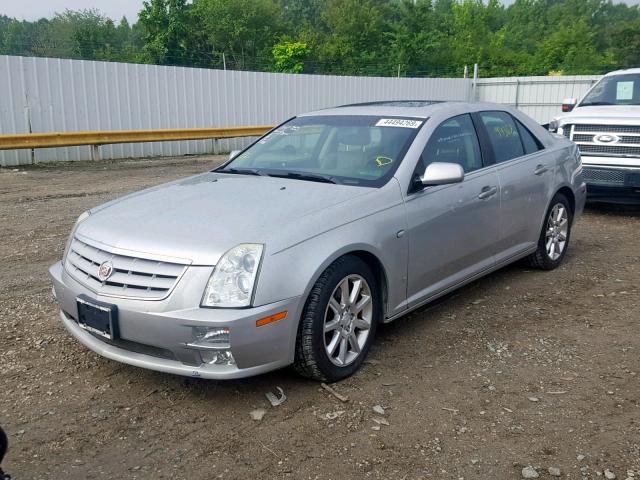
[420, 114, 482, 173]
[480, 111, 524, 163]
[515, 119, 543, 155]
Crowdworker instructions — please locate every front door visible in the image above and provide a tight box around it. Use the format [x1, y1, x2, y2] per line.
[404, 114, 500, 308]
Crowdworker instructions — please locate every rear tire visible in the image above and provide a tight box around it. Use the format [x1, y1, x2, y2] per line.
[293, 255, 381, 382]
[526, 193, 573, 270]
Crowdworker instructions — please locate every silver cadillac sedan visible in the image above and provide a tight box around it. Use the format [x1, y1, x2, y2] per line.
[49, 101, 586, 382]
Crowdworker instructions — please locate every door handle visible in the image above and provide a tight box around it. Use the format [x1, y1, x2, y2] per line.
[534, 164, 548, 175]
[478, 186, 498, 200]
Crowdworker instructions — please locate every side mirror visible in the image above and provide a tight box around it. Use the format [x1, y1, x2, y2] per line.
[420, 162, 465, 187]
[561, 98, 577, 113]
[229, 150, 241, 160]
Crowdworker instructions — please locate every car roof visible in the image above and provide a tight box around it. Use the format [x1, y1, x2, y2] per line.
[299, 101, 505, 119]
[604, 67, 640, 76]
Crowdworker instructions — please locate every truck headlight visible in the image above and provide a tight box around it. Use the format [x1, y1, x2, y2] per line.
[63, 210, 91, 261]
[201, 244, 264, 308]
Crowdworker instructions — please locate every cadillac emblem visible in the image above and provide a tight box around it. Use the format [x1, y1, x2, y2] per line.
[98, 261, 114, 281]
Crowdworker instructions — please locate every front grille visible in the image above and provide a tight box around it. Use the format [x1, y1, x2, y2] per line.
[573, 133, 640, 145]
[582, 167, 626, 184]
[578, 144, 640, 157]
[565, 124, 640, 158]
[65, 237, 188, 300]
[572, 124, 640, 134]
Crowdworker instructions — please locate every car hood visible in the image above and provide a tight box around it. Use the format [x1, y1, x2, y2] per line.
[558, 105, 640, 124]
[76, 172, 374, 265]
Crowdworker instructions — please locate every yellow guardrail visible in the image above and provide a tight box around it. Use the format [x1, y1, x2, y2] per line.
[0, 126, 273, 151]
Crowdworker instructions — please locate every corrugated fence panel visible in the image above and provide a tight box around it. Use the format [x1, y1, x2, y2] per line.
[476, 75, 601, 124]
[0, 56, 32, 166]
[0, 55, 473, 166]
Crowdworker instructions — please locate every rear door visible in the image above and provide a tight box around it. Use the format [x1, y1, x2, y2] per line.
[475, 111, 550, 263]
[404, 114, 500, 307]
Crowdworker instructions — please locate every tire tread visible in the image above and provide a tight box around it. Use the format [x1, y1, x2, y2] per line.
[293, 256, 378, 382]
[525, 193, 572, 270]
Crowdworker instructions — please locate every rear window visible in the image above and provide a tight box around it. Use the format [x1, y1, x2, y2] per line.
[515, 119, 544, 155]
[479, 111, 525, 163]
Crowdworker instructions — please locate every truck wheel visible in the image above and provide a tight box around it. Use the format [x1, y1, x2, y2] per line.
[293, 255, 381, 382]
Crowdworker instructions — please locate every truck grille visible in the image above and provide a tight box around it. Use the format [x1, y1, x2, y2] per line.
[565, 124, 640, 158]
[582, 167, 626, 184]
[571, 124, 640, 134]
[64, 237, 188, 300]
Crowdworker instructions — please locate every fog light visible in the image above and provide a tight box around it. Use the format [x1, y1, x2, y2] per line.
[200, 349, 235, 365]
[189, 327, 230, 349]
[187, 327, 235, 365]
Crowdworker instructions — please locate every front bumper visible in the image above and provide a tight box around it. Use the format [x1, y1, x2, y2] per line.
[49, 261, 303, 379]
[581, 163, 640, 204]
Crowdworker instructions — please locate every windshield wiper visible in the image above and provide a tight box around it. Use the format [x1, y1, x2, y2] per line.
[219, 167, 264, 176]
[267, 171, 339, 184]
[580, 101, 615, 107]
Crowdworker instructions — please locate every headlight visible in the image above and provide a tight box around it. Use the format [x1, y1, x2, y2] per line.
[63, 210, 91, 260]
[201, 244, 264, 308]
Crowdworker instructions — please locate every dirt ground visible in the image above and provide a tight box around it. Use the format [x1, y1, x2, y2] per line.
[0, 155, 639, 480]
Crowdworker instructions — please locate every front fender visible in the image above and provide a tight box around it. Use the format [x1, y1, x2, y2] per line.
[252, 183, 408, 320]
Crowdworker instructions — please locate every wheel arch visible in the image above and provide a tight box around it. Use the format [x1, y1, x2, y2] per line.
[556, 186, 576, 216]
[301, 246, 390, 320]
[537, 184, 576, 234]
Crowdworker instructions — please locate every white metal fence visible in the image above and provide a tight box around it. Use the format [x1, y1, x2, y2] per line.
[0, 55, 472, 167]
[0, 55, 607, 167]
[475, 75, 601, 124]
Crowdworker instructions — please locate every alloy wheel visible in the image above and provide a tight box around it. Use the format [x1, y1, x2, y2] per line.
[323, 274, 373, 367]
[545, 203, 569, 261]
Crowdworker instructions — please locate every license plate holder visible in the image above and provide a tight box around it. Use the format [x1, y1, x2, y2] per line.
[76, 295, 119, 340]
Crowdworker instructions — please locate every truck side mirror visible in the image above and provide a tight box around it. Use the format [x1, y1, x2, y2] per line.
[562, 98, 577, 113]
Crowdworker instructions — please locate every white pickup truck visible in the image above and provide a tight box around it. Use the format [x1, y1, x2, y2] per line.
[549, 68, 640, 204]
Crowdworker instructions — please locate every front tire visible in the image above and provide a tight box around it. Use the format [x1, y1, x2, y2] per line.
[526, 193, 573, 270]
[294, 255, 381, 382]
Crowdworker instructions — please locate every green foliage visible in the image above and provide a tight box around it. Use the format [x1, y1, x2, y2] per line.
[138, 0, 192, 65]
[1, 0, 639, 76]
[272, 40, 309, 73]
[192, 0, 284, 70]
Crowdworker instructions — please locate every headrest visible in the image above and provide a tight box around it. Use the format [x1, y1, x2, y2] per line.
[338, 128, 371, 146]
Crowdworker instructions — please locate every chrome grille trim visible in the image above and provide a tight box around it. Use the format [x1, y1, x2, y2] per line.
[566, 124, 640, 158]
[64, 237, 189, 300]
[571, 124, 640, 134]
[577, 144, 640, 157]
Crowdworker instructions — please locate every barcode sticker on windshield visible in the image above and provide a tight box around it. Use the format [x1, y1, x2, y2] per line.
[376, 118, 423, 129]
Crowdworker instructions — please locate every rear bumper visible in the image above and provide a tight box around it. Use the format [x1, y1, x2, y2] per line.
[49, 261, 303, 379]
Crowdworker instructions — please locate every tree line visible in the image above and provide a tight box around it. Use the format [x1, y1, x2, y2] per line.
[1, 0, 639, 78]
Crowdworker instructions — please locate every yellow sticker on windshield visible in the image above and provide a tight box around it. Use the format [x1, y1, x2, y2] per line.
[375, 156, 393, 167]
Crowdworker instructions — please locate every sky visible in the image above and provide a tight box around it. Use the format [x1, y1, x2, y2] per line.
[0, 0, 147, 23]
[0, 0, 639, 23]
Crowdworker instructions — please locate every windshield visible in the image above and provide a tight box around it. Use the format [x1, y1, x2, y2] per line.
[218, 115, 424, 186]
[580, 73, 640, 107]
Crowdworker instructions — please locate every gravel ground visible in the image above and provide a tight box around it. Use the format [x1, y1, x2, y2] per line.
[1, 156, 639, 480]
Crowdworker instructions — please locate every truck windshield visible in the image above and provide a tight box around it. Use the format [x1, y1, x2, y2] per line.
[581, 73, 640, 107]
[218, 115, 423, 187]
